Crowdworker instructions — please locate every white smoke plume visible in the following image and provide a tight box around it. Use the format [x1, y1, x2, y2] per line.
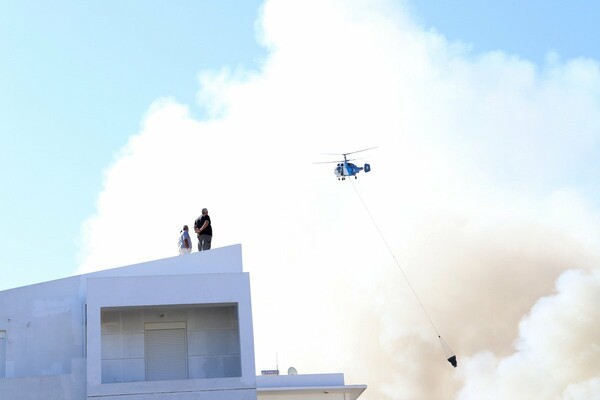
[79, 0, 600, 398]
[458, 269, 600, 400]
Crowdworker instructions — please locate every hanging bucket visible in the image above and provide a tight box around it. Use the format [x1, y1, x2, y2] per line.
[447, 355, 457, 368]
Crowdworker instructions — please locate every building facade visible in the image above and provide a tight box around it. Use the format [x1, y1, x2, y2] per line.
[0, 244, 365, 400]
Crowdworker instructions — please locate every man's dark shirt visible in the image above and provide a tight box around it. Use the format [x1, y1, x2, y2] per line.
[195, 215, 212, 236]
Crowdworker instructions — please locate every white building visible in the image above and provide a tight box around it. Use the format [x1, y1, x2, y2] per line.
[0, 244, 366, 400]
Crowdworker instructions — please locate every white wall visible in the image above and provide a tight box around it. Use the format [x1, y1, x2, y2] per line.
[0, 244, 257, 400]
[0, 275, 86, 378]
[101, 305, 241, 383]
[86, 270, 256, 399]
[88, 244, 244, 278]
[0, 245, 244, 380]
[0, 330, 6, 378]
[256, 374, 367, 400]
[0, 359, 86, 400]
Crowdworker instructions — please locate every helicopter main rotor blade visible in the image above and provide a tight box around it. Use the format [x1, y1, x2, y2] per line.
[320, 146, 378, 157]
[312, 160, 343, 164]
[343, 146, 378, 156]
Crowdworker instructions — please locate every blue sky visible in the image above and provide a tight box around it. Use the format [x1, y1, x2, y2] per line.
[3, 0, 598, 290]
[2, 2, 600, 397]
[0, 0, 265, 287]
[410, 2, 600, 64]
[2, 1, 598, 289]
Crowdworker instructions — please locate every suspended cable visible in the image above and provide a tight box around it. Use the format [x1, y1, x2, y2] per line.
[349, 179, 457, 368]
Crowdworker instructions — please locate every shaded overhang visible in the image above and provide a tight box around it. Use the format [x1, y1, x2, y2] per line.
[257, 384, 367, 400]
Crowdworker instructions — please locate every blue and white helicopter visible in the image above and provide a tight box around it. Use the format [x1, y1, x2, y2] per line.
[315, 147, 376, 180]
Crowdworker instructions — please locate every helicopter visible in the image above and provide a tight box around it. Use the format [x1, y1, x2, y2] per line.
[315, 147, 376, 180]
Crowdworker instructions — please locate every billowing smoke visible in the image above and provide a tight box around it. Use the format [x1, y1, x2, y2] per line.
[78, 0, 600, 398]
[458, 269, 600, 400]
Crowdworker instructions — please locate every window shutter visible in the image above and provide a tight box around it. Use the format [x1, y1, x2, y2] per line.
[145, 323, 188, 381]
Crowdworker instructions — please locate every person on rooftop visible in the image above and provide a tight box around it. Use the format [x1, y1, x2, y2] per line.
[194, 208, 212, 251]
[178, 225, 192, 255]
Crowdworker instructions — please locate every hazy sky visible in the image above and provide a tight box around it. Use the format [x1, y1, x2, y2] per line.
[2, 1, 600, 399]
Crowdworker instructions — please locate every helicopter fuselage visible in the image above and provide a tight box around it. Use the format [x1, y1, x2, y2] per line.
[334, 162, 370, 180]
[314, 147, 375, 180]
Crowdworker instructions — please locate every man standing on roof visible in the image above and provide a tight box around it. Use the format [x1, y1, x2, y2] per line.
[194, 208, 212, 251]
[178, 225, 192, 255]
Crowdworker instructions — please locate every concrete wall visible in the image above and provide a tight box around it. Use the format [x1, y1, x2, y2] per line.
[0, 245, 244, 379]
[0, 359, 86, 400]
[256, 374, 366, 400]
[0, 330, 6, 377]
[86, 267, 256, 399]
[0, 274, 86, 378]
[0, 244, 366, 400]
[101, 304, 241, 383]
[0, 244, 257, 400]
[88, 244, 244, 278]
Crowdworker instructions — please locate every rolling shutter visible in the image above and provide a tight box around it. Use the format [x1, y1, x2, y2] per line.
[145, 323, 188, 381]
